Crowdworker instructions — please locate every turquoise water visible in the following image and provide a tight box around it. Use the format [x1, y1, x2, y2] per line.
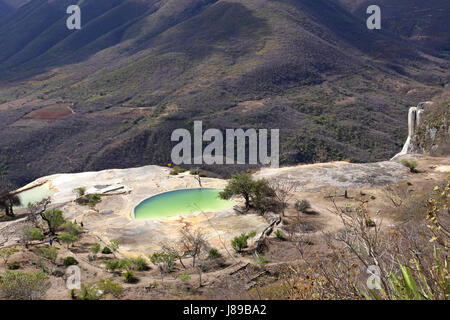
[134, 188, 234, 220]
[15, 184, 55, 209]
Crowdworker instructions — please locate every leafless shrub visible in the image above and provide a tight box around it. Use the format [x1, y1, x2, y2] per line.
[178, 226, 210, 288]
[26, 198, 51, 228]
[160, 242, 187, 270]
[269, 180, 299, 217]
[383, 185, 411, 208]
[282, 185, 449, 300]
[179, 226, 208, 268]
[383, 184, 430, 221]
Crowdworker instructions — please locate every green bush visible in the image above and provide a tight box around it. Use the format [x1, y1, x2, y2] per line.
[78, 283, 102, 300]
[208, 248, 221, 259]
[22, 226, 43, 245]
[105, 259, 133, 273]
[130, 256, 150, 271]
[87, 194, 102, 207]
[294, 200, 311, 213]
[401, 160, 419, 173]
[73, 187, 86, 197]
[365, 219, 376, 228]
[52, 268, 65, 277]
[105, 260, 121, 272]
[70, 289, 77, 299]
[30, 228, 43, 240]
[150, 252, 177, 274]
[255, 254, 269, 267]
[219, 173, 276, 213]
[251, 179, 278, 215]
[118, 259, 132, 271]
[274, 229, 285, 240]
[62, 221, 83, 236]
[91, 243, 100, 255]
[170, 166, 187, 175]
[42, 209, 65, 234]
[63, 256, 78, 267]
[7, 263, 19, 270]
[109, 239, 120, 252]
[97, 279, 123, 297]
[0, 248, 19, 265]
[102, 246, 112, 254]
[122, 270, 138, 283]
[0, 271, 50, 300]
[231, 231, 256, 253]
[39, 246, 58, 262]
[59, 233, 79, 248]
[179, 274, 191, 281]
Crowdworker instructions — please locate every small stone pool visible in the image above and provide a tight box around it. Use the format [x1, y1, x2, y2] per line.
[15, 183, 55, 208]
[134, 188, 234, 220]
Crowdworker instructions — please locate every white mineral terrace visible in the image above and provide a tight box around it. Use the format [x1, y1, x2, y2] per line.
[9, 161, 411, 256]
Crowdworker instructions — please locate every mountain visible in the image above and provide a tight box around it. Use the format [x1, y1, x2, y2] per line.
[0, 0, 29, 19]
[336, 0, 450, 53]
[0, 0, 448, 185]
[0, 1, 13, 19]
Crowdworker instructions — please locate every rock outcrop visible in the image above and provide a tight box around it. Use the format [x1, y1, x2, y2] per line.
[391, 102, 433, 160]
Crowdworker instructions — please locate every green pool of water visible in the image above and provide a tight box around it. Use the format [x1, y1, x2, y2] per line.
[15, 184, 55, 209]
[134, 188, 234, 220]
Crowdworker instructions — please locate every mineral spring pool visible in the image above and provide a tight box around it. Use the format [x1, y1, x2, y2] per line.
[15, 183, 55, 209]
[134, 188, 234, 220]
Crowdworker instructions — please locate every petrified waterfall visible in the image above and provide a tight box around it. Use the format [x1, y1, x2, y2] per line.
[391, 102, 430, 160]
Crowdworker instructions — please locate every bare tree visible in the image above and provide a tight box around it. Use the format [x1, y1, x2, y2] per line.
[191, 167, 203, 188]
[382, 185, 411, 208]
[290, 187, 449, 300]
[179, 226, 208, 268]
[26, 198, 52, 227]
[160, 242, 187, 269]
[269, 180, 298, 217]
[329, 198, 394, 296]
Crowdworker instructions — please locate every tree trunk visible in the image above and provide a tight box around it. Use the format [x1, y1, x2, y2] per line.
[8, 203, 14, 217]
[4, 204, 14, 217]
[40, 214, 55, 235]
[179, 257, 186, 269]
[244, 194, 250, 209]
[197, 267, 202, 288]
